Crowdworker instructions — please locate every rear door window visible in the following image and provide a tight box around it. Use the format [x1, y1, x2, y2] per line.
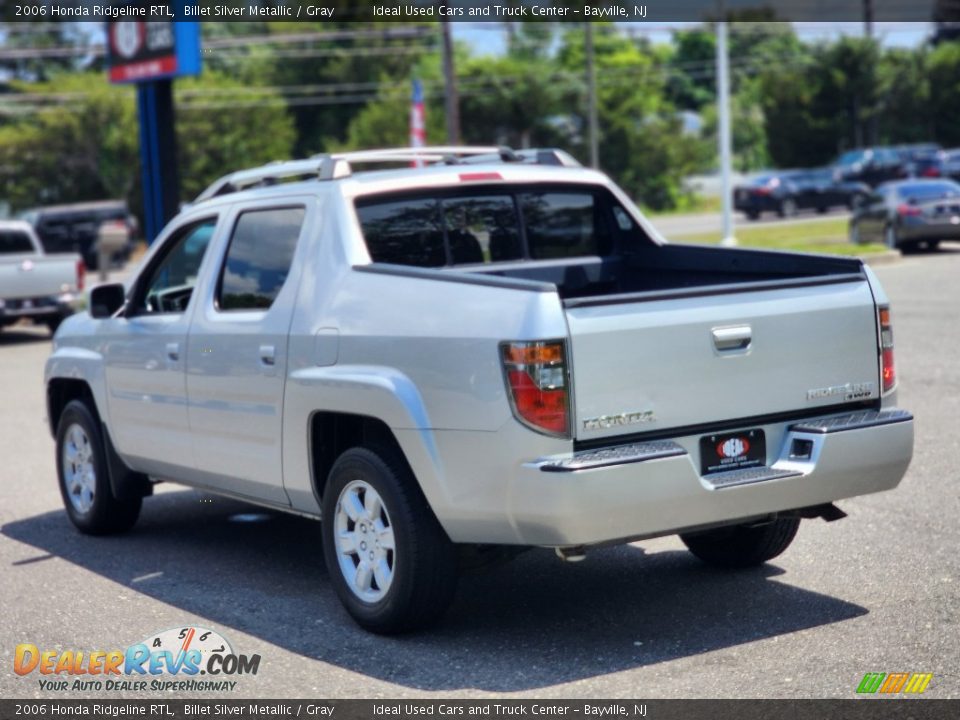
[217, 207, 306, 311]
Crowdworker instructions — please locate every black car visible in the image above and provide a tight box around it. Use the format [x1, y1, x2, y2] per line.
[831, 147, 908, 187]
[733, 169, 868, 221]
[19, 200, 136, 271]
[849, 179, 960, 253]
[892, 143, 943, 176]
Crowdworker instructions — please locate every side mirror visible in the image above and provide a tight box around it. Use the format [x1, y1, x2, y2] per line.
[89, 283, 126, 319]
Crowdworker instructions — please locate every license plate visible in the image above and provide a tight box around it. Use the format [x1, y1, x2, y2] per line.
[700, 429, 766, 475]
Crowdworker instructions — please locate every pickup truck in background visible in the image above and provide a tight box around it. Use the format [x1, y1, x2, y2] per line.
[45, 147, 914, 634]
[1, 220, 83, 335]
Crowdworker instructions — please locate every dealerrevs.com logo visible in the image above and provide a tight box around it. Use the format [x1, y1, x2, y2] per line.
[14, 626, 261, 693]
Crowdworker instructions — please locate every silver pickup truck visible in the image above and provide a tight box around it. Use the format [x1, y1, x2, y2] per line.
[1, 220, 83, 334]
[45, 147, 914, 633]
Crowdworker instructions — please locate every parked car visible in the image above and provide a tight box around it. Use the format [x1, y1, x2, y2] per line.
[831, 147, 908, 187]
[892, 143, 943, 177]
[20, 200, 136, 271]
[849, 178, 960, 253]
[916, 148, 960, 182]
[46, 147, 913, 634]
[0, 220, 84, 334]
[733, 169, 868, 220]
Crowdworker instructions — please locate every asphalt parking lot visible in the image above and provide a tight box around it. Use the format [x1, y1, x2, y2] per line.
[1, 249, 957, 700]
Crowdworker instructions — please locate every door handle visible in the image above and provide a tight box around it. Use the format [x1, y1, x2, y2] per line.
[165, 342, 180, 362]
[259, 345, 276, 366]
[712, 326, 752, 352]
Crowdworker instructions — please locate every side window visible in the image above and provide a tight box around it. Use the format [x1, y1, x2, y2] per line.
[442, 195, 522, 264]
[521, 192, 610, 259]
[0, 230, 35, 254]
[137, 218, 216, 315]
[217, 207, 305, 311]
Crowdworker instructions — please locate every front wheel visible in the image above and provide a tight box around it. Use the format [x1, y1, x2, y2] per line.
[56, 400, 141, 535]
[321, 446, 459, 634]
[680, 516, 800, 568]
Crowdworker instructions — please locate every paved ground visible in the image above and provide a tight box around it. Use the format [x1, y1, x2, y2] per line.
[1, 249, 957, 700]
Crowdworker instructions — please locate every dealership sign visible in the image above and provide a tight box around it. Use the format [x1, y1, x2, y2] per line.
[106, 20, 201, 84]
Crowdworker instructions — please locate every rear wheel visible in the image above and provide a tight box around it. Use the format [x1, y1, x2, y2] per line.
[680, 516, 800, 568]
[56, 400, 141, 535]
[321, 446, 459, 634]
[745, 209, 761, 221]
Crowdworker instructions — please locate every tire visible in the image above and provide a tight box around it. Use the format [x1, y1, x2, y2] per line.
[745, 210, 760, 221]
[900, 241, 922, 255]
[816, 205, 828, 215]
[777, 198, 797, 218]
[925, 240, 941, 252]
[321, 446, 459, 634]
[680, 516, 800, 569]
[56, 400, 141, 535]
[45, 315, 64, 336]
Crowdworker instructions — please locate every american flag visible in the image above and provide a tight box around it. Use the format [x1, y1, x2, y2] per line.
[410, 79, 426, 167]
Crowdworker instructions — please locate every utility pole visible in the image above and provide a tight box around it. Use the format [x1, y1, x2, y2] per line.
[441, 17, 460, 145]
[585, 23, 599, 169]
[717, 19, 736, 246]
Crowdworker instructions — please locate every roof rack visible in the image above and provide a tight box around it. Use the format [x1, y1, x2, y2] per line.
[193, 146, 582, 203]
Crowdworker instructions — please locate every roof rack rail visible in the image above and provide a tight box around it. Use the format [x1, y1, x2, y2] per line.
[193, 145, 580, 203]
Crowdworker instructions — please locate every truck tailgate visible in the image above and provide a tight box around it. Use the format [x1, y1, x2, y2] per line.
[1, 255, 78, 299]
[566, 278, 880, 442]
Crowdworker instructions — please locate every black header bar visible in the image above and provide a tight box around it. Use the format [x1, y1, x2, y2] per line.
[4, 1, 960, 23]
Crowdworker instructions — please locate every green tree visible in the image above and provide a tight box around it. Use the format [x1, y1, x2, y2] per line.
[0, 71, 295, 214]
[557, 25, 704, 209]
[927, 42, 960, 146]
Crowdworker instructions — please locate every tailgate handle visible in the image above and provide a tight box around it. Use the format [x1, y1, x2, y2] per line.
[712, 326, 752, 352]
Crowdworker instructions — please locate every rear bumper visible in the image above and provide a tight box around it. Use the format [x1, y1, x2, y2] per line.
[507, 408, 913, 546]
[898, 220, 960, 242]
[0, 294, 76, 324]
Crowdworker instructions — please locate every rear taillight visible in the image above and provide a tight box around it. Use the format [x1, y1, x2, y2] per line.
[76, 259, 85, 292]
[897, 203, 922, 217]
[921, 166, 940, 177]
[879, 306, 896, 393]
[501, 340, 569, 437]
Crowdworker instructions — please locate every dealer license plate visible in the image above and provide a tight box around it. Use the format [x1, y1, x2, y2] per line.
[700, 428, 766, 475]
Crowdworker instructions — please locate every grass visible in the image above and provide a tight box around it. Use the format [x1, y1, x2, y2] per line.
[669, 217, 889, 256]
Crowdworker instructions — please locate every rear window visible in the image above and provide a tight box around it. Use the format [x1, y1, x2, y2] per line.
[0, 230, 34, 254]
[896, 182, 960, 201]
[355, 186, 616, 267]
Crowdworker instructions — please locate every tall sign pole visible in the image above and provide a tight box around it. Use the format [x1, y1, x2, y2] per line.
[717, 18, 736, 247]
[105, 12, 200, 244]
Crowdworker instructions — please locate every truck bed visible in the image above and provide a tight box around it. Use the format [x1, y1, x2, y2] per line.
[464, 243, 865, 304]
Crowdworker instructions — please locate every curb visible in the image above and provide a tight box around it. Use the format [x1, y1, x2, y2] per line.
[861, 251, 901, 266]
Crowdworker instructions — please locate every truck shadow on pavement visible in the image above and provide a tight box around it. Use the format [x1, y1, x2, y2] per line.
[3, 489, 867, 692]
[0, 327, 52, 346]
